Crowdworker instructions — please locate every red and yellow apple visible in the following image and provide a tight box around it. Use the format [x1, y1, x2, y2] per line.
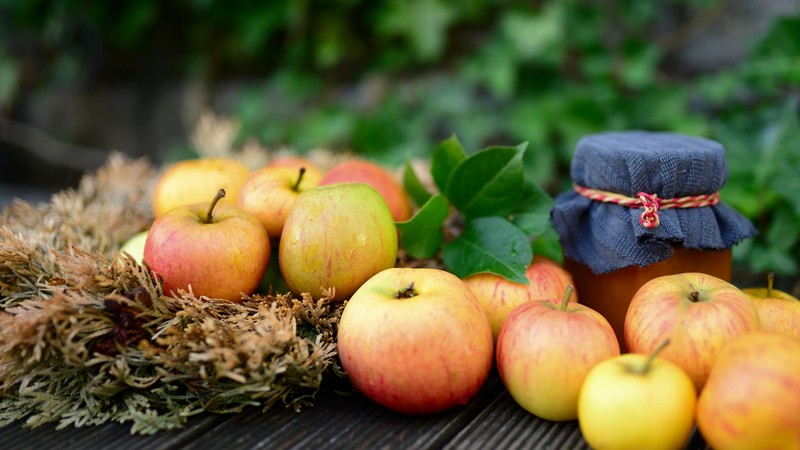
[279, 183, 398, 301]
[337, 267, 494, 414]
[144, 189, 270, 301]
[578, 340, 697, 450]
[742, 272, 800, 339]
[464, 256, 578, 339]
[624, 272, 760, 391]
[237, 165, 321, 240]
[266, 155, 326, 181]
[152, 157, 250, 217]
[318, 159, 412, 222]
[697, 331, 800, 450]
[496, 286, 619, 421]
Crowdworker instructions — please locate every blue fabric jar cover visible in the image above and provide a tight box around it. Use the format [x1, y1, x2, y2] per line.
[550, 131, 757, 275]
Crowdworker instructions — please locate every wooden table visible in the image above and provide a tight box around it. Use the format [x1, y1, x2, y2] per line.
[1, 369, 711, 450]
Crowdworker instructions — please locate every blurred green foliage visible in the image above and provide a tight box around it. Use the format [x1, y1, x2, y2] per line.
[1, 0, 799, 276]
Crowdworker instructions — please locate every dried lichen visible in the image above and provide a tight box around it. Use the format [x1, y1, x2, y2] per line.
[0, 154, 344, 434]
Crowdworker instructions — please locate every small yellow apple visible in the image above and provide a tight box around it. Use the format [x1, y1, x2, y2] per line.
[578, 340, 697, 450]
[152, 157, 249, 217]
[742, 272, 800, 339]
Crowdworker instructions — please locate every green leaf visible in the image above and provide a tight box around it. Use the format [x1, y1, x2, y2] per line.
[446, 142, 527, 217]
[442, 217, 532, 284]
[511, 178, 554, 236]
[402, 159, 432, 208]
[430, 135, 467, 194]
[396, 194, 450, 259]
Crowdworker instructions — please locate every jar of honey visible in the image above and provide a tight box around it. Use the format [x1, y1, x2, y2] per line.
[551, 131, 757, 351]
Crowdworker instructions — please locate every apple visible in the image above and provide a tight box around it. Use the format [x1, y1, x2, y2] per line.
[697, 331, 800, 450]
[236, 166, 321, 240]
[624, 272, 760, 391]
[118, 230, 148, 264]
[318, 159, 412, 222]
[279, 183, 398, 301]
[578, 340, 697, 450]
[496, 286, 619, 421]
[337, 267, 494, 414]
[464, 255, 578, 339]
[266, 155, 326, 182]
[742, 272, 800, 339]
[152, 157, 250, 217]
[144, 189, 270, 301]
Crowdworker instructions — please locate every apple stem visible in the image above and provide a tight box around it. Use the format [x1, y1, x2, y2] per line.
[641, 338, 670, 374]
[292, 167, 307, 192]
[767, 272, 775, 298]
[559, 285, 575, 312]
[397, 282, 417, 299]
[205, 189, 226, 224]
[689, 291, 700, 302]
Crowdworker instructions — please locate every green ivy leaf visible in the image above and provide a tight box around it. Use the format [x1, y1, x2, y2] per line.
[446, 142, 527, 217]
[402, 159, 432, 208]
[442, 216, 532, 284]
[430, 134, 467, 194]
[396, 194, 450, 259]
[511, 177, 554, 236]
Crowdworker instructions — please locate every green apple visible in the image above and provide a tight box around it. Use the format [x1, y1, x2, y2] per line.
[237, 165, 321, 240]
[337, 267, 494, 414]
[118, 230, 149, 264]
[742, 272, 800, 339]
[144, 189, 270, 301]
[578, 340, 697, 450]
[279, 183, 398, 300]
[496, 286, 619, 421]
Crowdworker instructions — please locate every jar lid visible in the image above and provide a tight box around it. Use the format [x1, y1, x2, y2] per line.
[551, 131, 757, 274]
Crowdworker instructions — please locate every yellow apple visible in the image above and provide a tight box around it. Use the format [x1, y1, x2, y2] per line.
[742, 272, 800, 339]
[152, 157, 249, 217]
[697, 331, 800, 450]
[144, 189, 270, 301]
[578, 340, 697, 450]
[237, 165, 321, 240]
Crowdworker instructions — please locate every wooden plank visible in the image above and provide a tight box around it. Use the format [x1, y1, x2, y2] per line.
[180, 374, 507, 450]
[0, 414, 225, 450]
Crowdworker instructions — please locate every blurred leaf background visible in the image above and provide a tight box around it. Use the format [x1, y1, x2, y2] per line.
[0, 0, 799, 279]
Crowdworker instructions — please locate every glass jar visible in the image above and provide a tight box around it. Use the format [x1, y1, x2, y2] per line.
[551, 131, 756, 351]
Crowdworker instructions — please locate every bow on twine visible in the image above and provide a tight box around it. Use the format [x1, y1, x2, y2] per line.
[573, 184, 721, 229]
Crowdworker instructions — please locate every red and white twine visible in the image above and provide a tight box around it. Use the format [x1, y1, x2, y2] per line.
[573, 184, 721, 229]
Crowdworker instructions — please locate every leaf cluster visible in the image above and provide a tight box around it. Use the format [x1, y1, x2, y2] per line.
[397, 136, 553, 284]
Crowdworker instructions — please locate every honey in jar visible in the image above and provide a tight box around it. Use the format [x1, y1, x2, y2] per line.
[551, 131, 757, 351]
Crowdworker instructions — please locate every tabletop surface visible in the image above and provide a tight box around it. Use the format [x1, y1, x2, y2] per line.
[1, 369, 712, 450]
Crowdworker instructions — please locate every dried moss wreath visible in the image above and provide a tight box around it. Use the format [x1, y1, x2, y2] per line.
[0, 153, 346, 434]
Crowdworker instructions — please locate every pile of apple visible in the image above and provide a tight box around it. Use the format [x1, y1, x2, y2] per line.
[122, 155, 411, 302]
[122, 155, 800, 450]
